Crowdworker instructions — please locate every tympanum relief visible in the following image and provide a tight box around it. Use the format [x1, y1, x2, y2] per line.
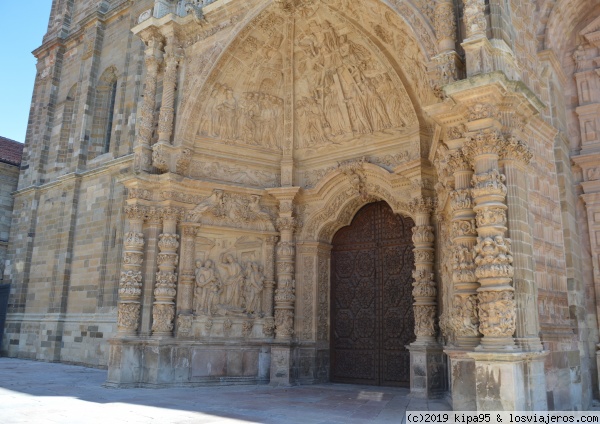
[191, 0, 423, 161]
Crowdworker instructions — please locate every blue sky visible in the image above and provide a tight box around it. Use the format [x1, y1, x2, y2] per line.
[0, 2, 52, 143]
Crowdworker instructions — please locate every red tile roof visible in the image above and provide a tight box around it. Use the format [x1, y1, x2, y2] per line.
[0, 136, 24, 166]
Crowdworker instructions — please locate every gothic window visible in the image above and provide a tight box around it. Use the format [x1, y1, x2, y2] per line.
[90, 66, 118, 159]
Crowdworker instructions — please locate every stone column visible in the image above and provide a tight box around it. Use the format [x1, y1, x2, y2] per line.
[140, 208, 162, 336]
[157, 42, 180, 145]
[152, 208, 180, 337]
[445, 150, 480, 410]
[408, 196, 444, 398]
[134, 32, 163, 173]
[501, 137, 543, 352]
[274, 216, 296, 341]
[262, 235, 278, 337]
[266, 187, 300, 385]
[117, 205, 146, 336]
[176, 225, 198, 338]
[463, 130, 516, 350]
[448, 150, 480, 348]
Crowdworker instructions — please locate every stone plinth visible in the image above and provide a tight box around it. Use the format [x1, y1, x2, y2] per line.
[468, 351, 548, 411]
[445, 348, 477, 411]
[408, 344, 446, 398]
[270, 343, 295, 386]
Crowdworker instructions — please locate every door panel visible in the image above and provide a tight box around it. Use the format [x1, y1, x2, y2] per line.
[331, 202, 415, 386]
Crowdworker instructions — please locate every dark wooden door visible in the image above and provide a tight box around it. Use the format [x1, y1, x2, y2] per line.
[331, 202, 415, 386]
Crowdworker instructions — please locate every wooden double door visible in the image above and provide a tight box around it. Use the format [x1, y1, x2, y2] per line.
[331, 202, 415, 386]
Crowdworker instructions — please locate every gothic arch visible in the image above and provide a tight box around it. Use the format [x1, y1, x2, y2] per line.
[299, 162, 415, 243]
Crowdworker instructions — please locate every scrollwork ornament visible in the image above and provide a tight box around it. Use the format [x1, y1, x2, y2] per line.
[412, 225, 435, 244]
[452, 219, 478, 237]
[119, 271, 143, 297]
[476, 207, 507, 227]
[450, 189, 474, 211]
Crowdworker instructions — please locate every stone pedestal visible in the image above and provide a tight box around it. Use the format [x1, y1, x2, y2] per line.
[469, 351, 548, 411]
[408, 344, 446, 398]
[445, 349, 477, 410]
[270, 344, 295, 386]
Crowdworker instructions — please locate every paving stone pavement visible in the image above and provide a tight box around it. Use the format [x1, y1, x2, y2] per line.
[0, 357, 450, 423]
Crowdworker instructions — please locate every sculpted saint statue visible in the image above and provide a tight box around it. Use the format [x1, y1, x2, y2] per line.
[194, 259, 221, 315]
[244, 262, 264, 314]
[219, 254, 245, 309]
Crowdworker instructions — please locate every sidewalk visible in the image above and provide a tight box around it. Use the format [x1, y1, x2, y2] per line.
[0, 357, 449, 423]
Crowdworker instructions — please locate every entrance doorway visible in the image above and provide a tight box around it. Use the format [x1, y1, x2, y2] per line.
[330, 201, 415, 386]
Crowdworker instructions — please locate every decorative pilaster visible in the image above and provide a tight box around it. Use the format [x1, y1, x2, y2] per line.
[176, 225, 197, 337]
[134, 31, 163, 173]
[152, 208, 180, 336]
[117, 205, 146, 335]
[448, 151, 480, 348]
[409, 196, 437, 344]
[463, 130, 516, 350]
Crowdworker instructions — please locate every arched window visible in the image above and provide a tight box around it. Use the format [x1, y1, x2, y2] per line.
[90, 66, 118, 159]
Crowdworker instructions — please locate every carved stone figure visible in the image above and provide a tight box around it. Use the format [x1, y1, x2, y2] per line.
[189, 189, 225, 222]
[194, 260, 221, 315]
[244, 262, 264, 314]
[220, 254, 245, 309]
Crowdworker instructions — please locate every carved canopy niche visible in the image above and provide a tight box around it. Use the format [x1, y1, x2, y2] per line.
[182, 0, 430, 167]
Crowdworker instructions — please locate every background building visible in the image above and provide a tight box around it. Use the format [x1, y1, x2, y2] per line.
[2, 0, 600, 411]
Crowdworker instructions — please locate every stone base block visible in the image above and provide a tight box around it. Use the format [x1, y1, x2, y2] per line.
[445, 349, 477, 411]
[106, 337, 271, 387]
[408, 343, 446, 398]
[469, 351, 548, 411]
[270, 344, 295, 386]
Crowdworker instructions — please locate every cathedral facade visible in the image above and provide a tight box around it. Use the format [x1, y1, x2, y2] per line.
[2, 0, 600, 411]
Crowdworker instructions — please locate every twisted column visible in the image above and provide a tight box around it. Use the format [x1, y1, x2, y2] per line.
[448, 151, 481, 348]
[152, 208, 180, 336]
[409, 196, 437, 344]
[157, 42, 182, 145]
[134, 32, 163, 173]
[176, 225, 197, 337]
[463, 130, 516, 350]
[117, 205, 146, 335]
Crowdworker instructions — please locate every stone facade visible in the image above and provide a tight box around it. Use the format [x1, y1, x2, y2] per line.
[3, 0, 600, 411]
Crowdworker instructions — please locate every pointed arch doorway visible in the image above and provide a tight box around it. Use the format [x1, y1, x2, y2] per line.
[330, 201, 415, 387]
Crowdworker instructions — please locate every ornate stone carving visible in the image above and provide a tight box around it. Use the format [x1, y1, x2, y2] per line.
[274, 308, 294, 339]
[119, 270, 143, 297]
[474, 236, 514, 279]
[152, 303, 175, 333]
[317, 255, 329, 341]
[414, 305, 437, 338]
[338, 157, 368, 201]
[478, 290, 516, 338]
[117, 303, 141, 333]
[476, 207, 507, 227]
[467, 104, 500, 122]
[452, 245, 477, 283]
[242, 320, 253, 337]
[434, 1, 457, 43]
[412, 226, 435, 244]
[176, 149, 192, 175]
[152, 144, 169, 172]
[409, 196, 435, 215]
[503, 136, 533, 164]
[188, 190, 275, 231]
[192, 255, 266, 317]
[451, 294, 480, 337]
[452, 219, 477, 237]
[463, 0, 487, 39]
[471, 169, 507, 199]
[177, 314, 193, 336]
[189, 160, 280, 188]
[450, 189, 474, 211]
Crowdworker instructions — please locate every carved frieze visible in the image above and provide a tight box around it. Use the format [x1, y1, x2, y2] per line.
[188, 190, 275, 231]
